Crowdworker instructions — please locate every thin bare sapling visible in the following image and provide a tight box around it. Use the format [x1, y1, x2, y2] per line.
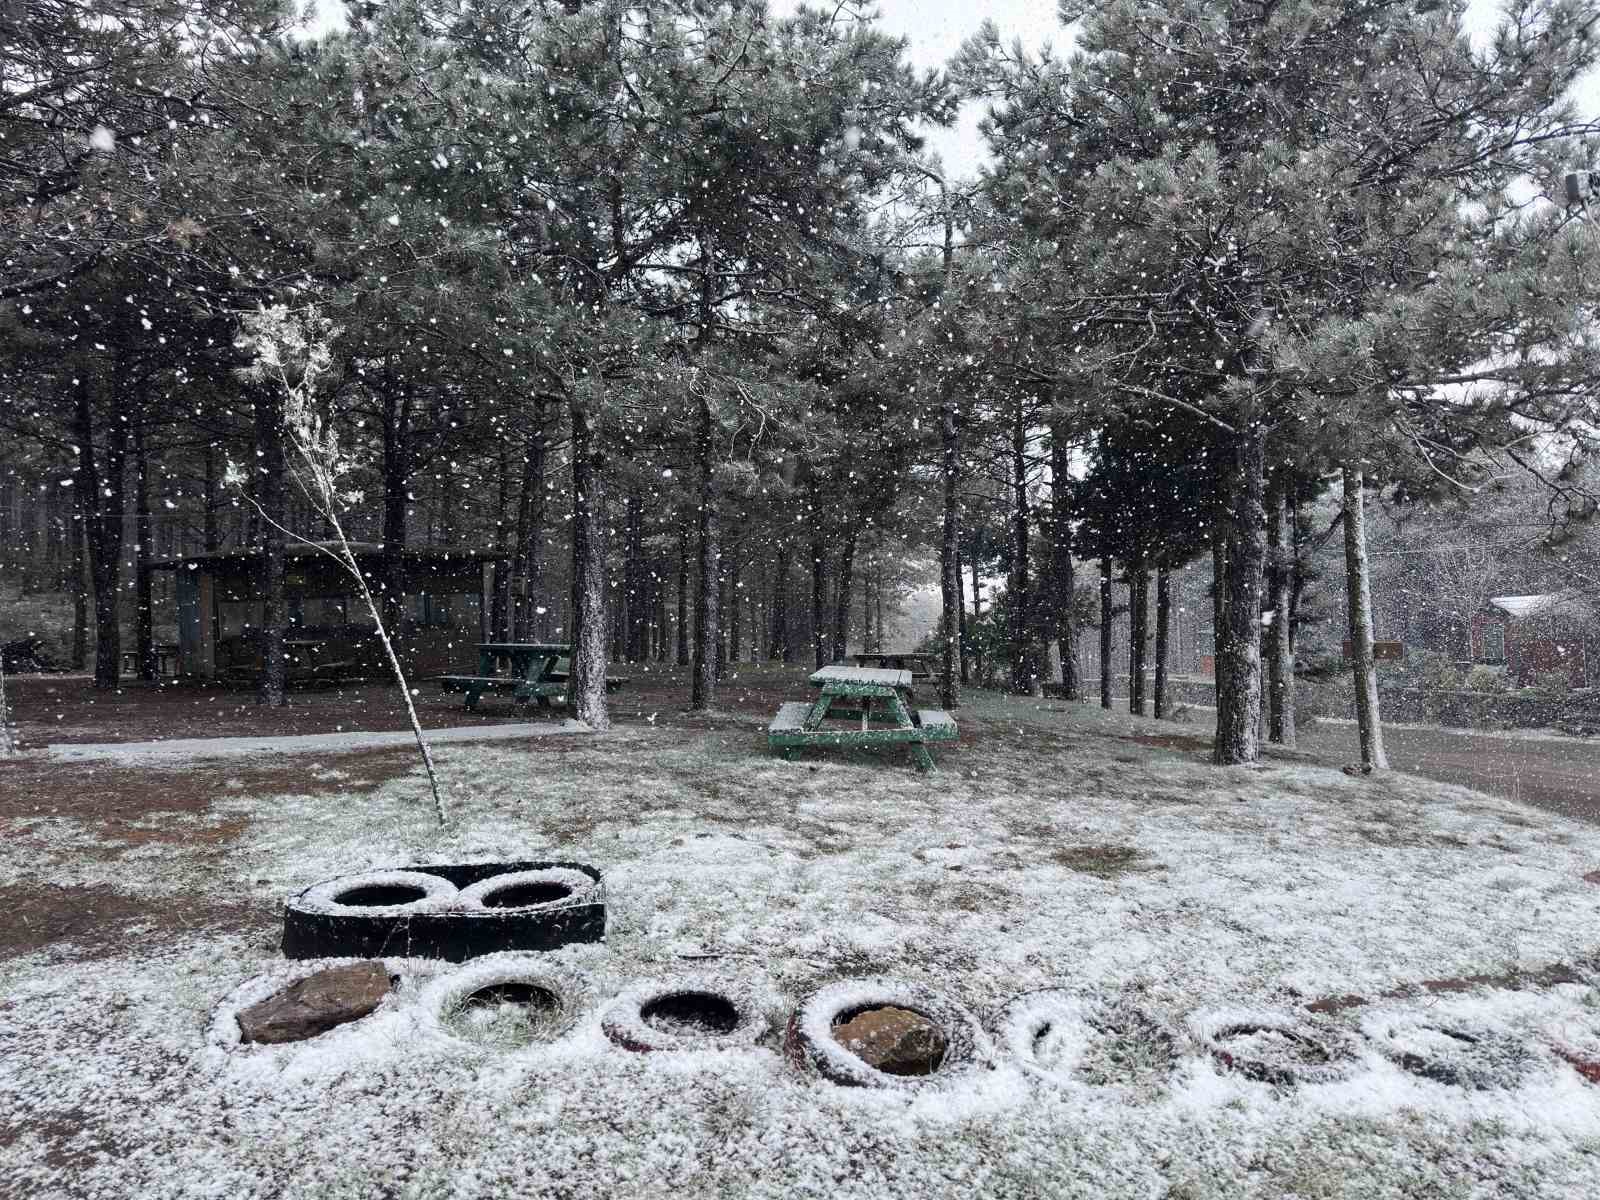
[230, 304, 448, 826]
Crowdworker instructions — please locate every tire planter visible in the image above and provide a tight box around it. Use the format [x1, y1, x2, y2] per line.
[784, 978, 990, 1089]
[1192, 1009, 1359, 1086]
[1363, 1015, 1535, 1090]
[282, 861, 605, 962]
[992, 989, 1176, 1088]
[425, 955, 587, 1051]
[601, 977, 769, 1053]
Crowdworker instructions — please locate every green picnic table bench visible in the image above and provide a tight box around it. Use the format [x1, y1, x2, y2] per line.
[767, 665, 957, 771]
[435, 643, 628, 713]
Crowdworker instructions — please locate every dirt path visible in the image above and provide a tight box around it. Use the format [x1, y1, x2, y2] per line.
[1293, 721, 1600, 825]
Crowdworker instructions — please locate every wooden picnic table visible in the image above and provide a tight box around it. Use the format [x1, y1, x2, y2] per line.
[848, 651, 933, 681]
[435, 643, 627, 712]
[767, 664, 956, 771]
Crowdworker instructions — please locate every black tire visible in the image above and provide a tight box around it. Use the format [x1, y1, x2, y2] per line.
[601, 976, 769, 1053]
[282, 861, 606, 962]
[784, 978, 991, 1089]
[1364, 1015, 1537, 1090]
[1192, 1008, 1360, 1086]
[457, 867, 599, 912]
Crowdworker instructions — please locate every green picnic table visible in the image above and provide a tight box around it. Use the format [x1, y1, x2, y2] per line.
[435, 643, 627, 713]
[767, 664, 957, 771]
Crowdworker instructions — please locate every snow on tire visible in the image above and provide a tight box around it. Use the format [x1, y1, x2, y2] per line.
[425, 954, 587, 1050]
[1363, 1014, 1537, 1090]
[784, 978, 991, 1089]
[1192, 1008, 1359, 1086]
[992, 989, 1176, 1089]
[457, 867, 599, 912]
[299, 869, 459, 916]
[601, 975, 770, 1053]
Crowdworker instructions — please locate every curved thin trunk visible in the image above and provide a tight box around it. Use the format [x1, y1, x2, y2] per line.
[1343, 464, 1386, 769]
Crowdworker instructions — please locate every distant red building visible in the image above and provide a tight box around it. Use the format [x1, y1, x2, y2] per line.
[1467, 592, 1594, 687]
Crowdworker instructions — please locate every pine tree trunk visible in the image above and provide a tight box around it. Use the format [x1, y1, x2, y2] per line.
[1129, 561, 1148, 717]
[379, 378, 412, 634]
[1267, 474, 1297, 746]
[1008, 399, 1037, 695]
[1343, 464, 1386, 769]
[772, 543, 791, 664]
[624, 486, 644, 663]
[1050, 425, 1081, 700]
[568, 390, 609, 730]
[811, 527, 828, 670]
[203, 444, 221, 553]
[730, 555, 744, 664]
[832, 527, 859, 663]
[512, 400, 548, 641]
[957, 552, 970, 685]
[692, 392, 719, 710]
[1099, 558, 1113, 710]
[1212, 421, 1266, 766]
[71, 495, 88, 670]
[938, 375, 962, 709]
[72, 375, 125, 690]
[133, 421, 155, 683]
[1154, 567, 1171, 720]
[676, 512, 691, 667]
[253, 384, 288, 707]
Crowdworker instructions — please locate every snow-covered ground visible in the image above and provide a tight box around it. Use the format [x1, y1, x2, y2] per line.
[3, 693, 1599, 1198]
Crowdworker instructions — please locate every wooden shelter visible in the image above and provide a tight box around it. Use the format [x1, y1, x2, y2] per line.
[150, 542, 499, 680]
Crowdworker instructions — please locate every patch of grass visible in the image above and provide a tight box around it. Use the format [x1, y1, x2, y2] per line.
[441, 983, 564, 1051]
[1050, 844, 1156, 877]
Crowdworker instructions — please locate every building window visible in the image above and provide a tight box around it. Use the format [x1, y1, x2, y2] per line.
[1481, 622, 1505, 664]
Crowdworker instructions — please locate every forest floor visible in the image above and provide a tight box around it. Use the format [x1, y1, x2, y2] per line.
[3, 667, 1600, 1198]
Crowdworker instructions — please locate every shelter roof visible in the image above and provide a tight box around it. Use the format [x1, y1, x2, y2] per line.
[1485, 591, 1593, 621]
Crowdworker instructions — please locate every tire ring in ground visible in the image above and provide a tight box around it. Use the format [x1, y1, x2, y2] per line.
[601, 976, 769, 1053]
[282, 861, 606, 961]
[785, 978, 990, 1089]
[1192, 1009, 1359, 1086]
[424, 954, 587, 1049]
[1364, 1015, 1537, 1089]
[991, 990, 1176, 1088]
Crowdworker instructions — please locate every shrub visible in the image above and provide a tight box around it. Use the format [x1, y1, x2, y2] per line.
[1463, 665, 1508, 694]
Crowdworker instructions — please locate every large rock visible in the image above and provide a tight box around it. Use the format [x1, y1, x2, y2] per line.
[237, 962, 391, 1044]
[832, 1005, 947, 1076]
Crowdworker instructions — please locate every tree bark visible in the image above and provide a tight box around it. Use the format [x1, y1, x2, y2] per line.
[568, 388, 609, 729]
[1008, 398, 1038, 695]
[1128, 560, 1148, 717]
[676, 511, 691, 667]
[70, 493, 88, 670]
[1212, 420, 1266, 766]
[1267, 473, 1297, 746]
[253, 383, 288, 707]
[937, 373, 962, 709]
[512, 398, 548, 640]
[811, 525, 828, 670]
[832, 526, 859, 663]
[202, 443, 221, 552]
[772, 542, 791, 663]
[72, 373, 126, 689]
[1154, 566, 1171, 720]
[1343, 464, 1386, 769]
[378, 376, 412, 633]
[956, 550, 969, 685]
[133, 420, 155, 682]
[1099, 558, 1113, 709]
[691, 388, 719, 710]
[1050, 424, 1081, 700]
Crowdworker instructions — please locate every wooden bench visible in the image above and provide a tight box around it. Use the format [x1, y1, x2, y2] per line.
[767, 666, 958, 771]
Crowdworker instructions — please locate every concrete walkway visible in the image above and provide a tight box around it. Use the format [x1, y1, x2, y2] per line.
[46, 720, 593, 763]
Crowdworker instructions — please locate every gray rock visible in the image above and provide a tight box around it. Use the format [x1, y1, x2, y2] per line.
[237, 962, 391, 1044]
[832, 1005, 947, 1076]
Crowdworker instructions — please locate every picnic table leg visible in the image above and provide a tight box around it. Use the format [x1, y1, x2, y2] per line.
[909, 739, 935, 772]
[464, 688, 482, 712]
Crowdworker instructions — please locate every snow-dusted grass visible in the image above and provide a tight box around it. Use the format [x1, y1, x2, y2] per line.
[3, 691, 1600, 1198]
